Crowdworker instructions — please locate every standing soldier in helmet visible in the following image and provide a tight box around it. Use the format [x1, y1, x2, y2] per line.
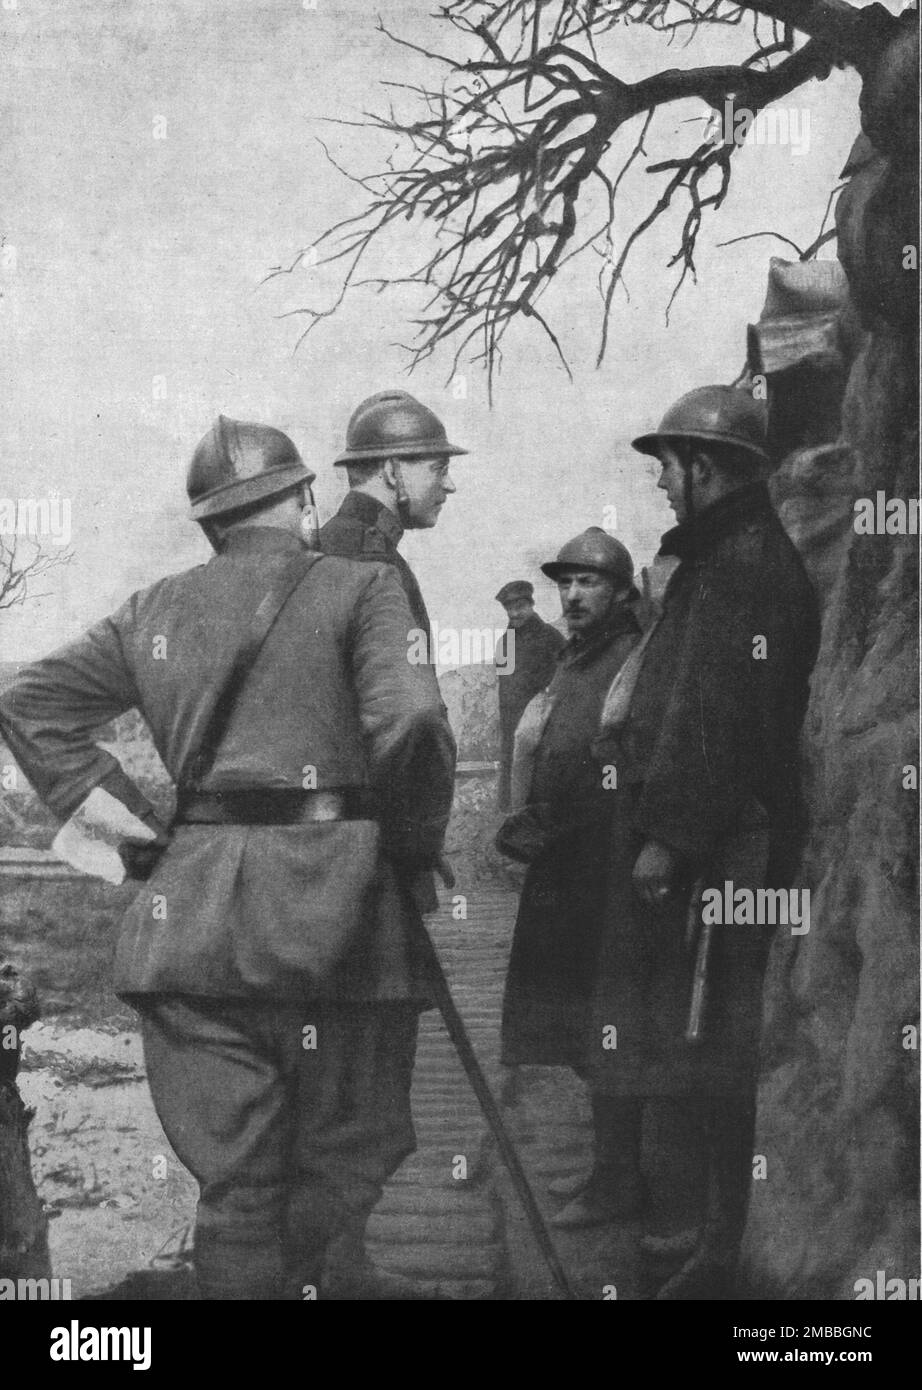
[497, 528, 642, 1228]
[589, 385, 820, 1297]
[319, 389, 465, 1287]
[321, 390, 466, 640]
[493, 581, 565, 812]
[0, 416, 456, 1301]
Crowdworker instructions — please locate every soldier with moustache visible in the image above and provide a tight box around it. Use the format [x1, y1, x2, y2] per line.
[588, 386, 820, 1297]
[497, 529, 643, 1228]
[0, 417, 456, 1301]
[493, 581, 565, 811]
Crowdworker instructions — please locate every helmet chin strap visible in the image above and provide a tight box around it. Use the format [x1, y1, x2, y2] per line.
[390, 459, 415, 528]
[299, 501, 321, 550]
[681, 450, 698, 556]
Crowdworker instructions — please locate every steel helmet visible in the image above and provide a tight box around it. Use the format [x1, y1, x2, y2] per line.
[333, 391, 468, 466]
[632, 385, 770, 466]
[187, 416, 314, 521]
[541, 528, 639, 598]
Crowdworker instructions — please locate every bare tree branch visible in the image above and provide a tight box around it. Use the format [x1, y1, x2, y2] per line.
[0, 537, 74, 613]
[273, 0, 895, 388]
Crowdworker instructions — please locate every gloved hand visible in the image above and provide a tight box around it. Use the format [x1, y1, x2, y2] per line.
[118, 812, 172, 881]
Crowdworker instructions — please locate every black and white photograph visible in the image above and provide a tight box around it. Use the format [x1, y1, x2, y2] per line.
[1, 0, 918, 1346]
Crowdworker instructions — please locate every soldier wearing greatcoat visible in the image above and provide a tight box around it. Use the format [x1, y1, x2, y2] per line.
[588, 386, 820, 1296]
[497, 529, 643, 1229]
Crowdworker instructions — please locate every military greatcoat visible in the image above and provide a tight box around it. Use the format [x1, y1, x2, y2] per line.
[587, 482, 821, 1099]
[500, 605, 640, 1067]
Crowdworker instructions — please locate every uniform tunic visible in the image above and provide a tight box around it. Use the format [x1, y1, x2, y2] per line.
[500, 607, 640, 1067]
[587, 482, 821, 1098]
[0, 528, 456, 1001]
[495, 612, 566, 810]
[321, 490, 445, 913]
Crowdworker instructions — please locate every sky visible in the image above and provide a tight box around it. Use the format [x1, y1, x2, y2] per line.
[1, 0, 869, 659]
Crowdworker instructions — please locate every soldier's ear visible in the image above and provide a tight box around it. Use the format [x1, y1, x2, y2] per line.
[690, 452, 713, 485]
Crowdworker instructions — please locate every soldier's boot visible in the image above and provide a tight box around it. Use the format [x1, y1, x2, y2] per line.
[551, 1096, 644, 1228]
[193, 1189, 295, 1300]
[649, 1101, 756, 1301]
[321, 1212, 441, 1300]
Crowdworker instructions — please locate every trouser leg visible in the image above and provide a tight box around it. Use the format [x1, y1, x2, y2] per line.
[705, 1098, 757, 1261]
[642, 1095, 757, 1299]
[284, 1002, 419, 1291]
[642, 1097, 710, 1238]
[590, 1094, 644, 1190]
[139, 996, 301, 1301]
[550, 1093, 644, 1227]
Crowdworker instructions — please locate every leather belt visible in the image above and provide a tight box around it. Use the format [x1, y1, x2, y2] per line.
[173, 787, 378, 826]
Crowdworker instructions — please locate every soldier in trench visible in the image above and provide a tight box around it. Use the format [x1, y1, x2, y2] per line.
[585, 385, 820, 1297]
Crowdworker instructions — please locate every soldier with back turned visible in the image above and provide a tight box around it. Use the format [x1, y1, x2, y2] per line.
[0, 417, 456, 1300]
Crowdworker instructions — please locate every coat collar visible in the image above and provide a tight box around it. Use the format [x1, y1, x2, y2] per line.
[658, 481, 774, 564]
[508, 612, 543, 636]
[218, 527, 306, 558]
[338, 490, 404, 549]
[560, 603, 640, 669]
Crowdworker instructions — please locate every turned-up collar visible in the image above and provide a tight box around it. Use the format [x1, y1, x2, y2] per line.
[659, 481, 774, 564]
[560, 603, 641, 669]
[338, 490, 404, 549]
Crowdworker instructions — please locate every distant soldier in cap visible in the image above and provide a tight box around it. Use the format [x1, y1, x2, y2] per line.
[587, 385, 820, 1296]
[0, 416, 456, 1301]
[321, 390, 467, 641]
[497, 528, 642, 1226]
[493, 579, 565, 811]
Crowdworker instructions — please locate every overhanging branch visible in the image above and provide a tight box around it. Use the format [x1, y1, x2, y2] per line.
[275, 2, 874, 391]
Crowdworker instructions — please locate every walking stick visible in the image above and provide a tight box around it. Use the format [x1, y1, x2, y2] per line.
[408, 910, 577, 1301]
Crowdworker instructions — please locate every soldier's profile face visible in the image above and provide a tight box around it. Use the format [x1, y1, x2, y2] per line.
[555, 568, 615, 635]
[503, 598, 534, 628]
[400, 456, 456, 528]
[656, 446, 688, 520]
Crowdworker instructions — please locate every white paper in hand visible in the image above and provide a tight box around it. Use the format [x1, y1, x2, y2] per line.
[52, 787, 157, 886]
